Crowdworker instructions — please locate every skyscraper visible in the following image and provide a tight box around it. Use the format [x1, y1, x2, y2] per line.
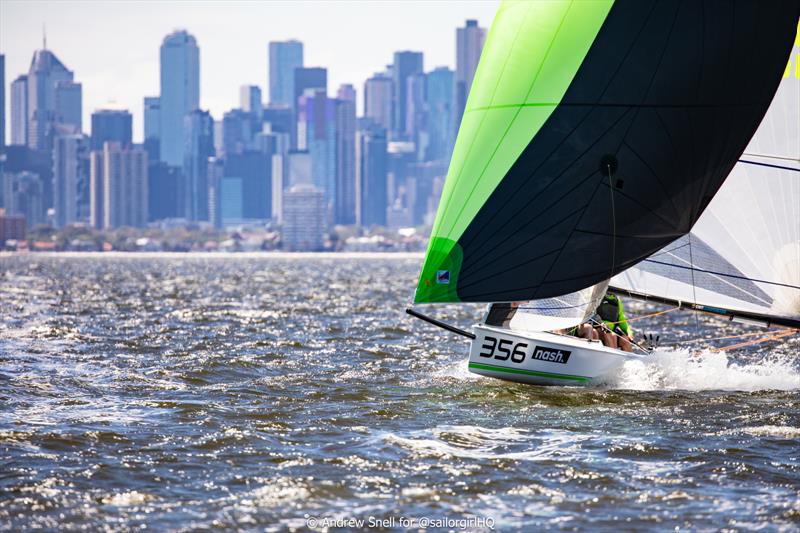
[159, 31, 200, 166]
[268, 40, 303, 107]
[1, 54, 5, 152]
[293, 68, 327, 113]
[298, 88, 336, 212]
[405, 73, 427, 152]
[10, 75, 27, 146]
[357, 124, 388, 227]
[240, 85, 263, 118]
[53, 133, 90, 228]
[143, 96, 160, 160]
[54, 81, 82, 132]
[26, 49, 74, 150]
[91, 142, 148, 228]
[2, 171, 44, 227]
[262, 105, 293, 137]
[292, 67, 327, 150]
[455, 19, 485, 133]
[335, 84, 357, 225]
[147, 162, 180, 222]
[183, 109, 214, 221]
[364, 74, 392, 132]
[425, 67, 454, 161]
[282, 184, 326, 251]
[223, 150, 272, 221]
[90, 109, 132, 151]
[222, 109, 256, 155]
[391, 51, 423, 139]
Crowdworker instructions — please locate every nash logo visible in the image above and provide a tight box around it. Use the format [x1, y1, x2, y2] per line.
[532, 346, 572, 364]
[436, 270, 450, 284]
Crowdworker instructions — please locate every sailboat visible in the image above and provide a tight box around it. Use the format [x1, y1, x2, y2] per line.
[408, 1, 800, 386]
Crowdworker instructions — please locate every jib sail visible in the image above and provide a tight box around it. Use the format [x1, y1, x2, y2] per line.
[415, 0, 800, 304]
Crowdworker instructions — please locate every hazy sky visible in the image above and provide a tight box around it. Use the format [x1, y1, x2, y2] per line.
[0, 0, 499, 142]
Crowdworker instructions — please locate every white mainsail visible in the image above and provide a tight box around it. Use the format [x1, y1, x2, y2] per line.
[611, 38, 800, 326]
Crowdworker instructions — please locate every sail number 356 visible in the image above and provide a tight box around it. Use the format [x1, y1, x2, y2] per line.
[479, 335, 527, 363]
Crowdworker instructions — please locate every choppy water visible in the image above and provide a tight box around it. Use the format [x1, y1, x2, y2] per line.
[1, 253, 798, 531]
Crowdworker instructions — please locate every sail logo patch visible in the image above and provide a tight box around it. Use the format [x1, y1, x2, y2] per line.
[532, 346, 572, 364]
[436, 270, 450, 284]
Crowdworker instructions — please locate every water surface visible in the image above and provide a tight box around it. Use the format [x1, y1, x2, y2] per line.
[1, 254, 798, 531]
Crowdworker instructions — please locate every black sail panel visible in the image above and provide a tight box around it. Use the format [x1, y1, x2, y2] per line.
[453, 0, 799, 302]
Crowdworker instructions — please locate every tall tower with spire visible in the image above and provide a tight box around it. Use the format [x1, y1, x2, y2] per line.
[26, 46, 78, 150]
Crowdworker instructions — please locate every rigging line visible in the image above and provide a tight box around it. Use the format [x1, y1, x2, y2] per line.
[741, 152, 800, 163]
[642, 259, 800, 290]
[591, 306, 680, 328]
[688, 233, 700, 332]
[710, 329, 796, 352]
[738, 159, 800, 172]
[608, 162, 616, 279]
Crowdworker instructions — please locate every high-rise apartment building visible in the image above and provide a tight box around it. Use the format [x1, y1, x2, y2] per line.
[268, 40, 303, 107]
[455, 19, 486, 133]
[90, 142, 148, 228]
[53, 133, 90, 228]
[159, 31, 200, 166]
[282, 184, 326, 251]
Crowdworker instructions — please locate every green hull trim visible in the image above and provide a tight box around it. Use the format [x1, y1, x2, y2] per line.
[468, 362, 590, 383]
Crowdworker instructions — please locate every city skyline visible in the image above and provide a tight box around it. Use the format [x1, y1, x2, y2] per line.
[0, 1, 498, 142]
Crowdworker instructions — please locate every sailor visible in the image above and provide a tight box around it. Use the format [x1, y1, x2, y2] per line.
[594, 293, 633, 352]
[566, 322, 598, 341]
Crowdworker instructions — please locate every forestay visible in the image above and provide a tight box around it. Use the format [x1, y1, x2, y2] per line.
[611, 28, 800, 327]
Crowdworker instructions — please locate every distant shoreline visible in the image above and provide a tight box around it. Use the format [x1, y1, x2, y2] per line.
[0, 251, 426, 259]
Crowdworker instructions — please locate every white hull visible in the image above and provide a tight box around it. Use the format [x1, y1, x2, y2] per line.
[468, 325, 644, 386]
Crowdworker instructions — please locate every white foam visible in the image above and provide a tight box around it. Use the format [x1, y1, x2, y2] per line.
[609, 348, 800, 391]
[738, 425, 800, 438]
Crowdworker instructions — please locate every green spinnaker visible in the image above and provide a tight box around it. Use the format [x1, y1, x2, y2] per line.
[415, 0, 614, 303]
